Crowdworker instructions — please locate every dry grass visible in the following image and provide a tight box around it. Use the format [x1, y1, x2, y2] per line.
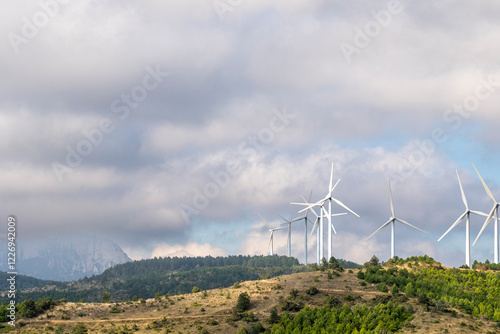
[9, 269, 500, 333]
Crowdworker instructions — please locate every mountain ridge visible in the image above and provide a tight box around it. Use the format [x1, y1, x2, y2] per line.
[0, 234, 131, 281]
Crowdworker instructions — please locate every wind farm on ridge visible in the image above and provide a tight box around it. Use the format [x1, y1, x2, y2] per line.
[259, 162, 500, 268]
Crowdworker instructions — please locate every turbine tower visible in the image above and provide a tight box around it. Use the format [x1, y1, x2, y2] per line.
[292, 197, 323, 265]
[278, 213, 303, 258]
[438, 170, 487, 268]
[259, 214, 286, 256]
[291, 193, 315, 265]
[366, 180, 428, 259]
[472, 163, 500, 264]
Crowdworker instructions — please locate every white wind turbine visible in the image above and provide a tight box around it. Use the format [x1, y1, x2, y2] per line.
[259, 214, 286, 256]
[472, 163, 500, 264]
[297, 163, 359, 261]
[366, 180, 428, 259]
[286, 192, 315, 265]
[292, 195, 347, 265]
[308, 206, 347, 264]
[438, 170, 487, 268]
[278, 213, 304, 258]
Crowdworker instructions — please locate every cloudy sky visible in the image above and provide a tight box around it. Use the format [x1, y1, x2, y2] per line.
[1, 0, 500, 267]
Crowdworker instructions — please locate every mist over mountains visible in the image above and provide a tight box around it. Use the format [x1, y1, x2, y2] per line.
[0, 235, 131, 281]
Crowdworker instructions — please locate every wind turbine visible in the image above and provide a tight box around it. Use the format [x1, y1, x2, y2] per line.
[366, 180, 428, 259]
[291, 195, 320, 264]
[308, 206, 347, 264]
[259, 214, 286, 256]
[278, 213, 303, 258]
[288, 192, 315, 265]
[438, 170, 487, 268]
[472, 163, 500, 264]
[297, 163, 359, 261]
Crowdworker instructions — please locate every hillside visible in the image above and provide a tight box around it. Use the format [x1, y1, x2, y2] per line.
[1, 255, 309, 305]
[3, 256, 500, 333]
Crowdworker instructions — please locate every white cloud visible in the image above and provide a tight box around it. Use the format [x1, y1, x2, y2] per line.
[1, 1, 500, 269]
[151, 242, 227, 258]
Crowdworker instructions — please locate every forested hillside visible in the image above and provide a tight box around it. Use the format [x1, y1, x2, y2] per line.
[1, 255, 309, 304]
[269, 256, 500, 333]
[0, 272, 63, 291]
[358, 256, 500, 321]
[5, 255, 500, 334]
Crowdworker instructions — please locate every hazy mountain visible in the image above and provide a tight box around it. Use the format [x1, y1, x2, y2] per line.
[0, 235, 131, 281]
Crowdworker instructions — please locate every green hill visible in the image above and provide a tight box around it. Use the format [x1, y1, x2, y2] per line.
[3, 255, 500, 334]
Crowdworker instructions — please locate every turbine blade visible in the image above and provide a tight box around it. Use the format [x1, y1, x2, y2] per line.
[396, 218, 429, 234]
[366, 219, 393, 240]
[289, 216, 304, 223]
[258, 213, 272, 230]
[330, 179, 341, 194]
[298, 198, 327, 213]
[331, 213, 347, 217]
[470, 210, 489, 217]
[309, 218, 319, 238]
[456, 170, 468, 210]
[437, 212, 466, 242]
[291, 201, 311, 206]
[331, 197, 360, 217]
[472, 206, 496, 246]
[472, 163, 497, 203]
[309, 207, 319, 218]
[389, 180, 395, 217]
[331, 222, 337, 235]
[306, 191, 312, 216]
[278, 213, 289, 222]
[329, 162, 334, 193]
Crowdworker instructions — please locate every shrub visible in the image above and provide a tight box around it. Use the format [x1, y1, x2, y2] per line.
[237, 292, 251, 312]
[289, 289, 299, 298]
[236, 327, 248, 334]
[268, 307, 279, 324]
[72, 323, 88, 334]
[377, 283, 389, 293]
[343, 295, 355, 302]
[101, 290, 111, 303]
[306, 286, 319, 295]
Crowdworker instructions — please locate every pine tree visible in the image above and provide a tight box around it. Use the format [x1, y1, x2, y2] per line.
[101, 290, 111, 303]
[236, 292, 251, 312]
[269, 307, 280, 324]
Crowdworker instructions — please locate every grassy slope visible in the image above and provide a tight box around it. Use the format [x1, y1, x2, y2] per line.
[8, 265, 500, 334]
